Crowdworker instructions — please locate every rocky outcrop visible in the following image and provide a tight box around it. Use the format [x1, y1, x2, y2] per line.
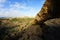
[24, 0, 60, 40]
[42, 18, 60, 40]
[20, 18, 60, 40]
[31, 0, 60, 25]
[19, 0, 60, 40]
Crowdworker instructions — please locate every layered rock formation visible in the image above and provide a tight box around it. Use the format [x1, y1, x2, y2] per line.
[22, 0, 60, 40]
[19, 0, 60, 40]
[31, 0, 60, 25]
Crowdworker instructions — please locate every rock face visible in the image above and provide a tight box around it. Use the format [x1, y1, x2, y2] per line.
[42, 18, 60, 40]
[17, 0, 60, 40]
[20, 0, 60, 40]
[31, 0, 60, 25]
[25, 0, 60, 40]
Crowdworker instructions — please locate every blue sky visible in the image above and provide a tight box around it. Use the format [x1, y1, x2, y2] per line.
[0, 0, 45, 18]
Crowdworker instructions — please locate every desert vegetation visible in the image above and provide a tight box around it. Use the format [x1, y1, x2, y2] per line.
[0, 17, 34, 40]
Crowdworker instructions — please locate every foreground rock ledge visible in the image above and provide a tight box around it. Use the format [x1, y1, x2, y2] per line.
[18, 18, 60, 40]
[42, 18, 60, 40]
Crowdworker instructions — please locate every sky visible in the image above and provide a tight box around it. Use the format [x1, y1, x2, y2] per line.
[0, 0, 45, 18]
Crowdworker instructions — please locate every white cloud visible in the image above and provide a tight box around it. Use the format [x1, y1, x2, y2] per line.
[0, 2, 36, 17]
[0, 4, 4, 8]
[0, 0, 7, 9]
[0, 0, 7, 3]
[9, 2, 28, 9]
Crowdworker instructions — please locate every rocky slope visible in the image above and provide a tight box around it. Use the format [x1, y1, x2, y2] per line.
[3, 18, 60, 40]
[17, 0, 60, 40]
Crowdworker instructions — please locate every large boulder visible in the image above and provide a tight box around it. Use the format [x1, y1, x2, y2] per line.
[42, 18, 60, 40]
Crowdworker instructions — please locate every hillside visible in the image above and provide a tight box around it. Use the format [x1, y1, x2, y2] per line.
[0, 17, 34, 40]
[0, 17, 60, 40]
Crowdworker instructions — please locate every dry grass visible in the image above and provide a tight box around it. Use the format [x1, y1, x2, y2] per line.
[0, 17, 33, 40]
